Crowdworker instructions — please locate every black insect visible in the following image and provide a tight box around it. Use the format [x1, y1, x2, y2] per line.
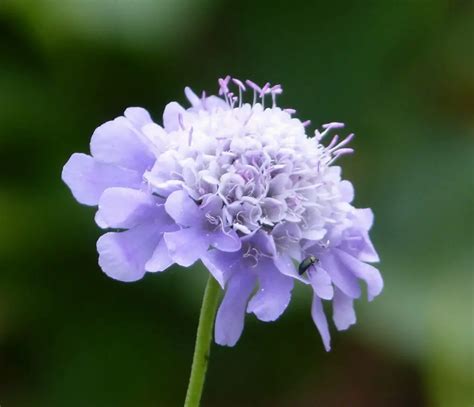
[298, 255, 319, 275]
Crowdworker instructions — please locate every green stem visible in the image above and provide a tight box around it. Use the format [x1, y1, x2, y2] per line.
[184, 275, 221, 407]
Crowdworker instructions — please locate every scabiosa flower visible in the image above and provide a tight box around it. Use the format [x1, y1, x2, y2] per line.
[62, 76, 382, 351]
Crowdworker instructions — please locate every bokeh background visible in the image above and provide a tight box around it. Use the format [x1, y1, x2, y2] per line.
[0, 0, 472, 406]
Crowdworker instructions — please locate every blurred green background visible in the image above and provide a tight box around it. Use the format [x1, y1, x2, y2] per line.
[0, 0, 472, 406]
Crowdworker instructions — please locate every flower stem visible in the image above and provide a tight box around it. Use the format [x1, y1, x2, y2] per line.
[184, 275, 221, 407]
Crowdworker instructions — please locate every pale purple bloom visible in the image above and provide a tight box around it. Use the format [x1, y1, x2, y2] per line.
[62, 77, 382, 350]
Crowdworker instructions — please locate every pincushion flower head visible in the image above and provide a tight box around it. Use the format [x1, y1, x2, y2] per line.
[62, 76, 382, 405]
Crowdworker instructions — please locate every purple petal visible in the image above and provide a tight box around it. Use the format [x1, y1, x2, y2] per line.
[145, 238, 174, 272]
[164, 190, 201, 227]
[332, 288, 356, 331]
[319, 251, 361, 299]
[273, 254, 308, 284]
[124, 107, 152, 128]
[261, 197, 286, 223]
[94, 210, 108, 229]
[200, 194, 224, 217]
[269, 173, 291, 195]
[184, 87, 201, 107]
[215, 271, 257, 346]
[98, 187, 162, 229]
[62, 153, 142, 206]
[342, 230, 380, 263]
[203, 96, 228, 111]
[350, 209, 378, 262]
[356, 208, 374, 230]
[308, 266, 334, 300]
[201, 250, 242, 288]
[244, 229, 276, 257]
[209, 228, 241, 252]
[339, 180, 354, 202]
[311, 294, 331, 351]
[90, 117, 154, 173]
[164, 228, 209, 267]
[272, 222, 303, 260]
[335, 249, 383, 301]
[162, 102, 185, 131]
[247, 259, 294, 322]
[357, 233, 380, 263]
[301, 228, 327, 241]
[96, 221, 161, 282]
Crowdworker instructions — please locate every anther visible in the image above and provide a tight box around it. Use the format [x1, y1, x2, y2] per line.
[218, 75, 231, 95]
[328, 133, 354, 153]
[232, 78, 246, 91]
[326, 134, 340, 149]
[322, 122, 345, 130]
[246, 80, 261, 105]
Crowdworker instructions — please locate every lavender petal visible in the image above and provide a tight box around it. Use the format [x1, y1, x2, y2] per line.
[308, 266, 334, 300]
[201, 250, 242, 288]
[247, 259, 294, 322]
[124, 107, 153, 128]
[319, 251, 361, 299]
[98, 187, 161, 229]
[209, 228, 241, 252]
[97, 222, 162, 282]
[164, 190, 201, 227]
[332, 288, 356, 331]
[162, 102, 185, 131]
[335, 249, 383, 301]
[90, 117, 154, 173]
[164, 228, 209, 267]
[215, 271, 256, 346]
[145, 238, 174, 272]
[62, 153, 142, 206]
[311, 294, 331, 352]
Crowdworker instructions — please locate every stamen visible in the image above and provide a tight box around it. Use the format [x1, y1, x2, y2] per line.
[326, 134, 340, 149]
[302, 120, 311, 127]
[232, 78, 246, 107]
[270, 84, 282, 94]
[218, 75, 231, 95]
[242, 246, 260, 265]
[334, 148, 354, 156]
[322, 122, 345, 130]
[260, 82, 271, 108]
[260, 82, 271, 98]
[232, 78, 246, 91]
[327, 133, 354, 153]
[316, 122, 346, 140]
[246, 80, 261, 105]
[284, 108, 296, 115]
[218, 75, 232, 105]
[245, 79, 261, 92]
[205, 212, 220, 225]
[327, 148, 354, 165]
[228, 92, 235, 108]
[270, 84, 282, 107]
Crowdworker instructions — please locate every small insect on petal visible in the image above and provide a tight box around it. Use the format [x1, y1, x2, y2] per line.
[298, 255, 319, 275]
